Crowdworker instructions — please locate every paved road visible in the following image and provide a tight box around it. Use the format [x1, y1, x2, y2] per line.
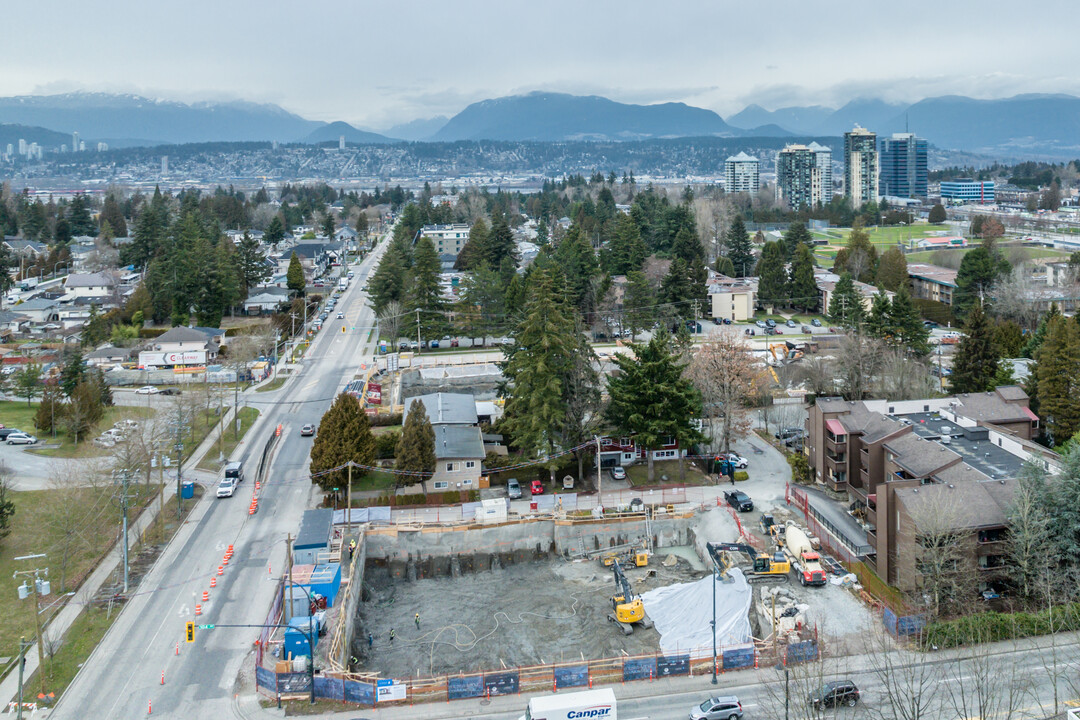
[51, 241, 389, 718]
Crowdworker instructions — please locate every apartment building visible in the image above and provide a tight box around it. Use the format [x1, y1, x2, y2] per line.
[776, 144, 831, 210]
[707, 272, 757, 322]
[940, 179, 995, 205]
[724, 152, 760, 196]
[879, 133, 928, 199]
[843, 126, 878, 207]
[419, 223, 471, 259]
[907, 263, 958, 306]
[803, 388, 1052, 591]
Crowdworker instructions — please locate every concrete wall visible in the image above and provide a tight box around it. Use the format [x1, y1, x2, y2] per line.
[364, 514, 698, 582]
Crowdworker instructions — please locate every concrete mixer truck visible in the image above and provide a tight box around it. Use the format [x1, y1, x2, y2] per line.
[781, 525, 827, 586]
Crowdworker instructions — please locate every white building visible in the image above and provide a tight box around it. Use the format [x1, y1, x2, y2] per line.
[808, 142, 833, 202]
[138, 327, 221, 368]
[419, 224, 471, 259]
[724, 152, 760, 196]
[64, 272, 117, 298]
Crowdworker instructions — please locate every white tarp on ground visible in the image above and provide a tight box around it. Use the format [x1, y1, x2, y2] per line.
[642, 568, 752, 657]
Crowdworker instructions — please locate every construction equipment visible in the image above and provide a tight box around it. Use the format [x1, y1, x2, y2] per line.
[608, 560, 653, 634]
[768, 341, 805, 366]
[707, 542, 790, 584]
[760, 514, 786, 545]
[782, 526, 827, 586]
[597, 538, 650, 567]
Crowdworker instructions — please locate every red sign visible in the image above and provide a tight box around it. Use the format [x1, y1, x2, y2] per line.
[366, 382, 382, 405]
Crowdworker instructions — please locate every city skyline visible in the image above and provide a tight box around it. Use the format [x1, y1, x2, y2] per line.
[1, 0, 1076, 130]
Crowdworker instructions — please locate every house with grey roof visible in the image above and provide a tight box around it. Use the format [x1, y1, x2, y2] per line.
[138, 326, 221, 368]
[64, 272, 118, 298]
[15, 298, 60, 324]
[402, 393, 478, 426]
[243, 286, 290, 315]
[86, 345, 130, 367]
[426, 425, 485, 493]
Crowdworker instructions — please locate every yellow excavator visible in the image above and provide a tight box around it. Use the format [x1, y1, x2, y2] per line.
[708, 542, 790, 584]
[599, 540, 650, 568]
[608, 560, 654, 635]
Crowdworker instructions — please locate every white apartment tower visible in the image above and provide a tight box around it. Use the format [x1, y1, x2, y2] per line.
[808, 142, 833, 202]
[724, 152, 760, 196]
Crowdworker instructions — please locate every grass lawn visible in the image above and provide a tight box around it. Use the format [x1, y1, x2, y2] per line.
[906, 245, 1069, 267]
[0, 482, 159, 673]
[255, 377, 287, 393]
[19, 486, 202, 701]
[351, 470, 396, 493]
[19, 404, 157, 459]
[196, 406, 261, 472]
[624, 460, 711, 487]
[371, 424, 401, 436]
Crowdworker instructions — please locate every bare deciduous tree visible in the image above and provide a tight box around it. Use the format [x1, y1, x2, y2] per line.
[687, 336, 763, 454]
[941, 629, 1028, 720]
[903, 488, 975, 619]
[378, 300, 403, 344]
[861, 623, 939, 720]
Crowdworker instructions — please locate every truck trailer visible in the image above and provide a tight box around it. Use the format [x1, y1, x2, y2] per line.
[522, 688, 617, 720]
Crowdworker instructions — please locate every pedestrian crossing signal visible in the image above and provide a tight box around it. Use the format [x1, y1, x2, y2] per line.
[185, 621, 195, 643]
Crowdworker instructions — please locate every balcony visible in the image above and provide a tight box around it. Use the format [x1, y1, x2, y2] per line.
[978, 556, 1007, 572]
[977, 529, 1006, 545]
[825, 433, 847, 454]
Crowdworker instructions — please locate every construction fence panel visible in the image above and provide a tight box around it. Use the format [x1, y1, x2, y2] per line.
[447, 675, 485, 700]
[343, 679, 374, 704]
[883, 607, 927, 637]
[656, 654, 690, 677]
[553, 665, 589, 689]
[314, 676, 345, 701]
[722, 646, 756, 671]
[255, 665, 276, 697]
[786, 640, 819, 665]
[622, 657, 657, 682]
[484, 671, 519, 696]
[277, 672, 312, 694]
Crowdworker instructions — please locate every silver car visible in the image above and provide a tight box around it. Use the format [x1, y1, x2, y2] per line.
[690, 696, 743, 720]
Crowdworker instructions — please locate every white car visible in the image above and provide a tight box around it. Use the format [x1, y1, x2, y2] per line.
[725, 453, 749, 469]
[336, 311, 344, 319]
[134, 386, 159, 395]
[216, 478, 237, 498]
[6, 433, 37, 445]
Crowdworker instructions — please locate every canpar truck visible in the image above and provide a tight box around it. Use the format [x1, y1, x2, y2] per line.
[522, 688, 617, 720]
[782, 525, 827, 586]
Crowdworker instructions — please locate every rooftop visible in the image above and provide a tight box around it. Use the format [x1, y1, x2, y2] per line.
[402, 392, 478, 426]
[726, 152, 758, 163]
[883, 432, 960, 478]
[433, 425, 485, 460]
[907, 263, 958, 287]
[895, 476, 1017, 531]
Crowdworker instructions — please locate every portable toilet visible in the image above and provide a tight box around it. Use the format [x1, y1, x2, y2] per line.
[292, 509, 334, 565]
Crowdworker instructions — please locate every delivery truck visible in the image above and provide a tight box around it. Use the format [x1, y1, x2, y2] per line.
[522, 688, 617, 720]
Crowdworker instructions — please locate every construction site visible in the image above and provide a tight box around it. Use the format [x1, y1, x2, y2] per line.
[347, 491, 878, 684]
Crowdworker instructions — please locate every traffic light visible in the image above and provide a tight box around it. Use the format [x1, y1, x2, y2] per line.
[341, 325, 346, 334]
[185, 621, 195, 643]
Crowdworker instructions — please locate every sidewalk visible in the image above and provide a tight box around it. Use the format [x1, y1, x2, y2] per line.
[0, 401, 235, 709]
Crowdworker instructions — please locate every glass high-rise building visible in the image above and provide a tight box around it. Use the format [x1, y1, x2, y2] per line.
[843, 126, 878, 207]
[879, 133, 927, 199]
[776, 144, 831, 211]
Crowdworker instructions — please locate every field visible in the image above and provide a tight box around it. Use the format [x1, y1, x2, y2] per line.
[906, 245, 1070, 268]
[196, 406, 261, 472]
[0, 401, 157, 459]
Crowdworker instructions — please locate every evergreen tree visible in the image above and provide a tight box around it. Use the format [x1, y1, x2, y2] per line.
[954, 246, 1010, 318]
[409, 236, 447, 339]
[99, 194, 127, 238]
[59, 348, 87, 398]
[264, 215, 285, 247]
[129, 204, 167, 270]
[865, 291, 892, 339]
[604, 213, 647, 275]
[34, 383, 62, 436]
[396, 399, 436, 481]
[755, 241, 788, 308]
[624, 270, 654, 338]
[832, 220, 878, 283]
[554, 226, 601, 315]
[485, 211, 518, 268]
[355, 212, 368, 239]
[1022, 304, 1061, 358]
[368, 245, 408, 314]
[286, 252, 305, 296]
[455, 218, 488, 270]
[828, 272, 865, 328]
[788, 242, 819, 312]
[321, 212, 336, 238]
[456, 263, 504, 342]
[781, 222, 813, 260]
[887, 287, 930, 356]
[236, 231, 270, 294]
[91, 367, 113, 407]
[725, 216, 754, 278]
[950, 304, 1000, 393]
[928, 203, 947, 224]
[714, 256, 736, 277]
[875, 247, 909, 292]
[499, 270, 577, 480]
[660, 257, 694, 310]
[12, 364, 40, 407]
[1036, 316, 1080, 445]
[671, 226, 706, 300]
[605, 333, 704, 482]
[309, 393, 376, 492]
[504, 273, 526, 318]
[67, 194, 96, 236]
[63, 379, 104, 445]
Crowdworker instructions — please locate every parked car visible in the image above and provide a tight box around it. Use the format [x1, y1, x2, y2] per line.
[409, 341, 419, 351]
[609, 466, 627, 480]
[786, 319, 797, 328]
[135, 386, 159, 395]
[765, 319, 777, 328]
[776, 427, 803, 440]
[530, 479, 545, 495]
[398, 341, 409, 351]
[755, 320, 767, 329]
[801, 325, 814, 333]
[690, 695, 744, 720]
[923, 320, 939, 329]
[158, 388, 181, 396]
[6, 432, 37, 445]
[811, 318, 822, 327]
[430, 339, 440, 348]
[507, 478, 522, 499]
[450, 338, 459, 347]
[713, 317, 723, 325]
[810, 680, 860, 709]
[216, 478, 237, 498]
[723, 490, 753, 512]
[0, 428, 22, 440]
[725, 453, 748, 469]
[300, 424, 316, 437]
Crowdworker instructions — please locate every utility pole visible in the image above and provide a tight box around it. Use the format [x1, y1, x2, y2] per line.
[415, 308, 421, 352]
[594, 435, 602, 511]
[15, 636, 29, 720]
[14, 554, 49, 696]
[346, 462, 353, 538]
[286, 533, 294, 624]
[113, 469, 134, 593]
[174, 419, 185, 517]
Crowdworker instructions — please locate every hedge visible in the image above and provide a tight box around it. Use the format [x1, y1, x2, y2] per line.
[733, 471, 749, 482]
[921, 602, 1080, 648]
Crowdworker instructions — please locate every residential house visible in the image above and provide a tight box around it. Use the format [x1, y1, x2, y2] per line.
[138, 326, 221, 368]
[3, 238, 47, 260]
[597, 435, 686, 469]
[64, 272, 118, 299]
[86, 345, 130, 367]
[243, 286, 290, 315]
[15, 298, 60, 324]
[427, 425, 485, 492]
[815, 269, 885, 313]
[419, 224, 470, 260]
[402, 392, 478, 426]
[0, 310, 29, 339]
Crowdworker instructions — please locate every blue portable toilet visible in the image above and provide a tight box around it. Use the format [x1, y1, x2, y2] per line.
[181, 482, 194, 499]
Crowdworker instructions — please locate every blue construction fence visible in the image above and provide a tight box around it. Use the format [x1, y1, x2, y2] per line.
[883, 607, 927, 637]
[255, 639, 821, 706]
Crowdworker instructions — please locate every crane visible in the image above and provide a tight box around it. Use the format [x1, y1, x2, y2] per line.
[608, 560, 653, 635]
[707, 542, 790, 584]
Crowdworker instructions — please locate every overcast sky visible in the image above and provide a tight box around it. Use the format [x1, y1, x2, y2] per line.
[4, 0, 1075, 130]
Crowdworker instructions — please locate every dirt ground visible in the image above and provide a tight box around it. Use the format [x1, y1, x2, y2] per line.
[355, 552, 707, 679]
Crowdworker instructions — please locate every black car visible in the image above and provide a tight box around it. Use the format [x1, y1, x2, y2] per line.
[723, 490, 753, 512]
[158, 388, 181, 396]
[810, 680, 860, 709]
[775, 427, 803, 440]
[0, 427, 22, 440]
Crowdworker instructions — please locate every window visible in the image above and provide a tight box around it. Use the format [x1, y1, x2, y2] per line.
[923, 405, 930, 412]
[433, 481, 449, 490]
[465, 461, 475, 469]
[445, 462, 460, 472]
[663, 436, 676, 447]
[619, 437, 630, 447]
[462, 478, 473, 486]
